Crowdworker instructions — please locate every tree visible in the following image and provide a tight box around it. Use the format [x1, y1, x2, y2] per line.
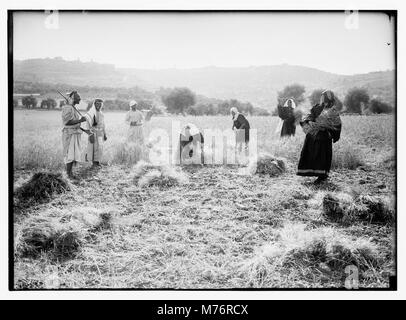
[277, 84, 306, 105]
[22, 95, 38, 109]
[137, 100, 153, 110]
[309, 89, 325, 106]
[344, 88, 370, 114]
[161, 87, 196, 115]
[40, 98, 57, 109]
[369, 98, 393, 114]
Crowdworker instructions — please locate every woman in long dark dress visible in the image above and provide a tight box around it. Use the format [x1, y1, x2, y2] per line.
[297, 90, 342, 184]
[277, 98, 296, 137]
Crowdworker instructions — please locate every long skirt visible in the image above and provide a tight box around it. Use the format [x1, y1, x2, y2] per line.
[281, 119, 296, 137]
[297, 131, 332, 177]
[84, 133, 103, 162]
[62, 130, 82, 164]
[127, 125, 144, 144]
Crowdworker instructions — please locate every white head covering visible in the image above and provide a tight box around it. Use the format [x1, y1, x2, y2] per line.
[181, 123, 200, 136]
[83, 99, 102, 129]
[283, 99, 296, 109]
[129, 100, 138, 109]
[230, 107, 240, 121]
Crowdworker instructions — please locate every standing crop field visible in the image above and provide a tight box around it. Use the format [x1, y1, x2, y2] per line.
[12, 110, 396, 289]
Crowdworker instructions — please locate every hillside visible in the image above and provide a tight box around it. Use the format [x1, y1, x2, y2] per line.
[13, 58, 395, 109]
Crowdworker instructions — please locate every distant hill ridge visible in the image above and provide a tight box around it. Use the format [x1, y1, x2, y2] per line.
[14, 58, 395, 109]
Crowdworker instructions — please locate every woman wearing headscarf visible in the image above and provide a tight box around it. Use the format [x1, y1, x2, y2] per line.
[61, 90, 87, 178]
[276, 98, 297, 137]
[177, 123, 204, 165]
[125, 100, 145, 145]
[231, 107, 250, 151]
[297, 90, 342, 184]
[83, 98, 107, 167]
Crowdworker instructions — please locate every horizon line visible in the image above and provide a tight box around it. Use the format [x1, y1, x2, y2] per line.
[13, 57, 395, 77]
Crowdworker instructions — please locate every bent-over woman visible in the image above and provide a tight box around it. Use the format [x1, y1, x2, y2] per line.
[177, 123, 204, 165]
[231, 107, 250, 146]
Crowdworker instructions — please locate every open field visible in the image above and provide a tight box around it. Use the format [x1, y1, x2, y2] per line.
[12, 110, 396, 289]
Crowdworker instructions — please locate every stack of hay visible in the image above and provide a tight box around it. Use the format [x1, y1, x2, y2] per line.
[322, 192, 394, 224]
[15, 207, 114, 260]
[15, 217, 85, 260]
[247, 153, 287, 177]
[15, 172, 70, 203]
[243, 223, 381, 286]
[133, 160, 188, 188]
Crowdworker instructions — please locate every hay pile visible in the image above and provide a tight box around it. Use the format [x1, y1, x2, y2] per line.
[15, 207, 115, 260]
[15, 217, 85, 259]
[133, 161, 188, 188]
[243, 223, 381, 286]
[15, 172, 70, 202]
[63, 207, 113, 232]
[322, 192, 394, 224]
[247, 153, 287, 176]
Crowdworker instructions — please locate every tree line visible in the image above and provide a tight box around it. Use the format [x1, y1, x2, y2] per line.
[274, 84, 393, 115]
[14, 81, 393, 115]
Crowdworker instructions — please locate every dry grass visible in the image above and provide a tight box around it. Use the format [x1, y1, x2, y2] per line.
[12, 111, 395, 289]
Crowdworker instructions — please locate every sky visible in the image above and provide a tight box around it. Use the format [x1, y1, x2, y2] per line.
[12, 11, 396, 75]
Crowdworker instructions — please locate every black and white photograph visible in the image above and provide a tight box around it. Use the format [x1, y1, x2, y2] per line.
[7, 7, 399, 294]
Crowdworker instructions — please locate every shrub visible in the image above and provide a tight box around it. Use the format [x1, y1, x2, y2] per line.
[369, 99, 393, 114]
[277, 84, 306, 106]
[344, 88, 370, 114]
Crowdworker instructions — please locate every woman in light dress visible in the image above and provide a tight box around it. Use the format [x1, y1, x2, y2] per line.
[83, 98, 107, 167]
[125, 100, 155, 162]
[126, 100, 145, 145]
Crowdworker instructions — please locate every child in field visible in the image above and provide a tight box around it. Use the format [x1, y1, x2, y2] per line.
[297, 90, 342, 184]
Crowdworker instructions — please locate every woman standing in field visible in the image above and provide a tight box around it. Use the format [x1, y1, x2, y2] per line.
[83, 98, 107, 167]
[277, 98, 297, 137]
[126, 100, 145, 144]
[61, 91, 87, 178]
[297, 90, 342, 184]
